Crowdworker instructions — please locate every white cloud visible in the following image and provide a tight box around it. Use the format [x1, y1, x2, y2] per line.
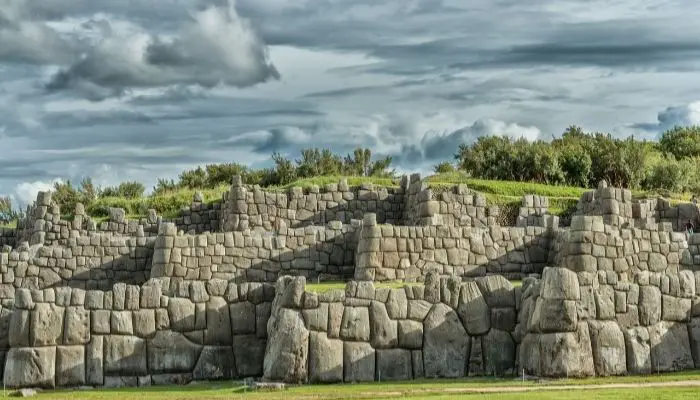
[14, 178, 63, 207]
[45, 0, 279, 97]
[629, 101, 700, 134]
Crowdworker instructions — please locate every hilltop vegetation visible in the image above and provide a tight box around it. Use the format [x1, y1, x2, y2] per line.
[2, 125, 700, 226]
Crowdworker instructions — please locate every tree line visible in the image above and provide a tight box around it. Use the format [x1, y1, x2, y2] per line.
[451, 125, 700, 193]
[3, 125, 700, 220]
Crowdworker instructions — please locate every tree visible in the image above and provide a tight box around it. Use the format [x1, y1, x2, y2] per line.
[659, 125, 700, 159]
[0, 196, 17, 224]
[178, 167, 207, 189]
[272, 153, 296, 185]
[433, 162, 456, 174]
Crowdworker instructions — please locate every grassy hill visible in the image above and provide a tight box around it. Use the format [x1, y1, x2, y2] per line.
[0, 172, 690, 228]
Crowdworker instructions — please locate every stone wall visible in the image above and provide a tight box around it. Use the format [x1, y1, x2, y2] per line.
[263, 274, 521, 383]
[0, 228, 15, 249]
[151, 221, 360, 284]
[220, 177, 406, 232]
[519, 215, 700, 377]
[0, 232, 155, 297]
[354, 214, 554, 282]
[2, 279, 275, 388]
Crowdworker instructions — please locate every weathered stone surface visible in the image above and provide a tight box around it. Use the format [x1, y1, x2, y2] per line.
[303, 303, 328, 332]
[193, 346, 236, 381]
[661, 295, 691, 322]
[111, 311, 133, 335]
[377, 349, 412, 380]
[537, 322, 594, 377]
[483, 329, 515, 376]
[648, 321, 694, 372]
[475, 275, 515, 308]
[86, 335, 104, 386]
[541, 267, 580, 300]
[386, 289, 408, 319]
[587, 321, 626, 376]
[230, 301, 256, 335]
[638, 286, 661, 326]
[457, 282, 490, 335]
[168, 298, 195, 332]
[344, 341, 375, 382]
[104, 335, 147, 376]
[423, 303, 469, 378]
[263, 308, 309, 383]
[340, 306, 370, 341]
[30, 303, 63, 346]
[408, 300, 431, 321]
[4, 347, 56, 389]
[624, 327, 651, 374]
[56, 346, 85, 387]
[204, 297, 232, 345]
[309, 332, 343, 383]
[9, 310, 30, 347]
[133, 309, 156, 338]
[148, 330, 202, 374]
[398, 319, 423, 349]
[63, 307, 90, 345]
[232, 335, 266, 377]
[538, 299, 577, 332]
[689, 318, 700, 368]
[370, 301, 398, 348]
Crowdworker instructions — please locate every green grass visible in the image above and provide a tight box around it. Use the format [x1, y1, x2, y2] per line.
[305, 280, 522, 293]
[6, 172, 694, 225]
[0, 220, 16, 229]
[9, 371, 700, 400]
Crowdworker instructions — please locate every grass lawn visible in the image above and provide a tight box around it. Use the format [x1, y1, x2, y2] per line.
[305, 280, 522, 293]
[10, 371, 700, 399]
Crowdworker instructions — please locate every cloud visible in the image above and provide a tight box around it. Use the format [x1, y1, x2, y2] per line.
[14, 178, 63, 207]
[45, 1, 279, 98]
[630, 101, 700, 133]
[0, 2, 80, 65]
[399, 118, 542, 164]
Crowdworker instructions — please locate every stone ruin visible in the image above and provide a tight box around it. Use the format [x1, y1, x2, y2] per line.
[0, 174, 699, 388]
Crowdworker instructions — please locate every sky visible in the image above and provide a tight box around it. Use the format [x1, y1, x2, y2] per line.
[2, 0, 700, 207]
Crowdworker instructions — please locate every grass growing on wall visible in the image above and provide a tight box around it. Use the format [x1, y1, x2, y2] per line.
[10, 172, 694, 224]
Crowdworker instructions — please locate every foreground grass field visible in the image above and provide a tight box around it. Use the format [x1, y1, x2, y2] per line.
[8, 371, 700, 400]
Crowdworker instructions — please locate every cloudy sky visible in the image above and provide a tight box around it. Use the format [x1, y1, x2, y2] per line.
[2, 0, 700, 206]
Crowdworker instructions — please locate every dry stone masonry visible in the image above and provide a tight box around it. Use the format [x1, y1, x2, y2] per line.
[1, 174, 700, 388]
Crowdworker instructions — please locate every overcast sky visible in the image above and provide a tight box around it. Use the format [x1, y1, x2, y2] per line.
[2, 0, 700, 206]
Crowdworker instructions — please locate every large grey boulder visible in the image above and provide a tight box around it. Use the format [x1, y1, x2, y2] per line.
[541, 267, 580, 300]
[148, 331, 202, 374]
[263, 308, 309, 383]
[376, 349, 412, 381]
[624, 327, 651, 374]
[56, 346, 85, 387]
[104, 335, 147, 376]
[193, 346, 236, 381]
[30, 303, 63, 346]
[232, 335, 266, 377]
[638, 286, 661, 326]
[309, 332, 343, 383]
[370, 301, 398, 348]
[587, 321, 626, 376]
[689, 318, 700, 368]
[457, 282, 490, 335]
[340, 306, 370, 341]
[204, 297, 232, 345]
[537, 322, 594, 377]
[423, 303, 469, 378]
[4, 347, 56, 389]
[344, 341, 375, 382]
[648, 321, 694, 372]
[483, 329, 515, 376]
